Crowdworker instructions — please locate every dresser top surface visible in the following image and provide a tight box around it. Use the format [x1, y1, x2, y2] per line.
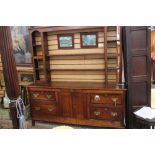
[29, 82, 126, 90]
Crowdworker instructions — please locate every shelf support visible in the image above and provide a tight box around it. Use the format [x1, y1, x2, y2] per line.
[104, 27, 108, 87]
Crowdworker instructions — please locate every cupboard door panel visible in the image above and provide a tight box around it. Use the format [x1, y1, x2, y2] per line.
[122, 26, 151, 128]
[72, 93, 87, 119]
[59, 92, 72, 117]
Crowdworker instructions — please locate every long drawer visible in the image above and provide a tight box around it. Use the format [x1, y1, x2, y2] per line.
[31, 101, 57, 116]
[90, 106, 123, 121]
[30, 90, 56, 101]
[90, 93, 122, 106]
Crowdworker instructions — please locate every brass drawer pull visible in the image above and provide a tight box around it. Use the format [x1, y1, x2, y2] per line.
[111, 98, 118, 107]
[48, 107, 55, 112]
[33, 93, 39, 98]
[111, 112, 117, 117]
[94, 111, 101, 116]
[35, 107, 40, 111]
[47, 94, 52, 99]
[94, 95, 100, 101]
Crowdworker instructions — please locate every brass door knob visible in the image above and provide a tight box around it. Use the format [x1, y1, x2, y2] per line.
[94, 95, 100, 101]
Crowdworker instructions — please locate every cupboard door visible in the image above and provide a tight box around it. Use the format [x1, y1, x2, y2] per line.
[59, 92, 72, 117]
[72, 93, 87, 119]
[122, 26, 151, 128]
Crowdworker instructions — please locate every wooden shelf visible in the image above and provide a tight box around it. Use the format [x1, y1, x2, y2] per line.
[49, 68, 118, 71]
[35, 68, 44, 70]
[49, 68, 105, 71]
[33, 56, 43, 60]
[35, 80, 46, 83]
[107, 67, 118, 71]
[48, 52, 105, 57]
[48, 54, 118, 59]
[107, 46, 117, 48]
[107, 56, 117, 59]
[32, 44, 42, 47]
[107, 27, 117, 31]
[107, 40, 118, 42]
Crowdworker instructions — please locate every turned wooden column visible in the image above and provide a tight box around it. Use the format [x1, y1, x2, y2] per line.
[0, 26, 20, 129]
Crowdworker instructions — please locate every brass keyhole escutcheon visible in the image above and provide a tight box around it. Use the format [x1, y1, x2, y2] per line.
[94, 111, 101, 116]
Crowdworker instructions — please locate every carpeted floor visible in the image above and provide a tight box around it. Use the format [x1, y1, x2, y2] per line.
[0, 119, 98, 129]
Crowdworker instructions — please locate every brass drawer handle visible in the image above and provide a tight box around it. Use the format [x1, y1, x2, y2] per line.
[94, 95, 100, 101]
[111, 98, 118, 107]
[48, 107, 55, 112]
[111, 112, 117, 117]
[94, 111, 101, 116]
[47, 94, 52, 99]
[33, 93, 39, 98]
[34, 107, 40, 111]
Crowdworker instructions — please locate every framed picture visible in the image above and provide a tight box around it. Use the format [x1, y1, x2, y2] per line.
[20, 73, 34, 83]
[58, 34, 74, 49]
[81, 32, 98, 48]
[10, 26, 32, 65]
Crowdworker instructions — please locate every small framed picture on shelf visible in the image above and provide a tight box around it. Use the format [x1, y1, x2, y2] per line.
[81, 32, 98, 48]
[20, 73, 34, 83]
[58, 34, 74, 49]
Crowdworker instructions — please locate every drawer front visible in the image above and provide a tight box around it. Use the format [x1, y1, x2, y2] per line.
[31, 103, 57, 116]
[31, 100, 57, 106]
[90, 106, 123, 121]
[30, 90, 56, 101]
[90, 93, 122, 106]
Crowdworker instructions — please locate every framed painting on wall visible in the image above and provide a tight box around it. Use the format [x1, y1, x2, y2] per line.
[10, 26, 32, 65]
[81, 32, 98, 48]
[58, 34, 74, 49]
